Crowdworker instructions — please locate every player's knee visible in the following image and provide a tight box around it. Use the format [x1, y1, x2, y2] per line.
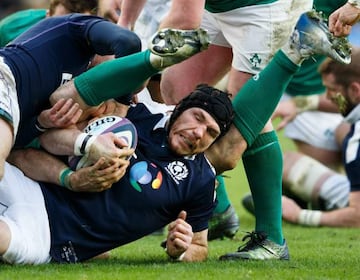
[283, 151, 335, 202]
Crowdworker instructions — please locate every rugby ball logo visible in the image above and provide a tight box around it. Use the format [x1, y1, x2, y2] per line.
[69, 116, 138, 170]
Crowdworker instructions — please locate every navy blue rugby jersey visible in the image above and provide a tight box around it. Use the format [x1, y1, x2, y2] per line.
[0, 13, 141, 147]
[342, 123, 360, 191]
[40, 103, 217, 263]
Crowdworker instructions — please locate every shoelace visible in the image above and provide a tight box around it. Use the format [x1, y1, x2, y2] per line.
[237, 231, 274, 255]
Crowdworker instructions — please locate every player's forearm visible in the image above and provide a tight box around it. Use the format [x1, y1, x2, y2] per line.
[320, 206, 360, 227]
[181, 243, 208, 262]
[164, 228, 208, 262]
[117, 0, 147, 30]
[165, 241, 208, 262]
[39, 128, 81, 156]
[294, 206, 360, 227]
[7, 148, 68, 185]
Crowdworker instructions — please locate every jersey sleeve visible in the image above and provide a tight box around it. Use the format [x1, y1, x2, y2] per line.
[86, 20, 141, 58]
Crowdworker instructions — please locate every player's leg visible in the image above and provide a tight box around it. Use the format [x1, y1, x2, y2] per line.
[230, 3, 350, 252]
[219, 10, 351, 260]
[0, 57, 20, 181]
[0, 162, 51, 264]
[159, 9, 233, 105]
[214, 30, 302, 260]
[50, 28, 210, 112]
[205, 4, 292, 248]
[208, 175, 240, 241]
[0, 121, 12, 180]
[283, 151, 350, 211]
[0, 220, 10, 257]
[216, 50, 299, 260]
[242, 151, 350, 224]
[160, 45, 232, 105]
[215, 2, 298, 257]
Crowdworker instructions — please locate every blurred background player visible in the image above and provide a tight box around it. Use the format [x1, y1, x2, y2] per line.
[281, 47, 360, 228]
[0, 0, 98, 47]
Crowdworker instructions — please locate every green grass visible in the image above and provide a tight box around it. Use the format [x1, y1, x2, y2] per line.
[2, 131, 360, 279]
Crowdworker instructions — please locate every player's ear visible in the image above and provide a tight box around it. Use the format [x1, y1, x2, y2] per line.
[45, 9, 51, 17]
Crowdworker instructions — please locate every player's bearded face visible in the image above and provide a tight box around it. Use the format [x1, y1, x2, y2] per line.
[323, 74, 356, 116]
[331, 91, 356, 116]
[168, 108, 220, 156]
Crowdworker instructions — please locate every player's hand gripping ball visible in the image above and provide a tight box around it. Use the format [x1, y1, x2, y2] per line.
[69, 115, 138, 170]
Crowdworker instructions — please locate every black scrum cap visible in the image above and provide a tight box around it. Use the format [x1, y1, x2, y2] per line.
[168, 84, 234, 138]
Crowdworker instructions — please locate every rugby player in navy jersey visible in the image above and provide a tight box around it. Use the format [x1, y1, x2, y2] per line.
[0, 13, 142, 181]
[0, 11, 351, 264]
[0, 12, 210, 182]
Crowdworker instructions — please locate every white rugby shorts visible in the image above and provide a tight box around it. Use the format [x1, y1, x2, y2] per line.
[200, 0, 312, 74]
[285, 110, 344, 151]
[0, 162, 51, 265]
[0, 56, 19, 139]
[281, 93, 344, 151]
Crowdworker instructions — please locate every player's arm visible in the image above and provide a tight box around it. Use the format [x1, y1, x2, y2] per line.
[14, 98, 82, 148]
[164, 211, 208, 262]
[181, 230, 208, 262]
[87, 19, 141, 58]
[321, 191, 360, 227]
[7, 148, 128, 192]
[39, 126, 133, 167]
[98, 0, 122, 23]
[282, 191, 360, 227]
[205, 125, 248, 174]
[117, 0, 147, 30]
[329, 0, 360, 36]
[159, 0, 205, 29]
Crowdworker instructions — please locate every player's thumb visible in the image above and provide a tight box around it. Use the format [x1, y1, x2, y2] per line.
[178, 210, 187, 221]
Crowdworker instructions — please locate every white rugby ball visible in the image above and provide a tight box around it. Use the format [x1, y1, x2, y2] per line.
[68, 116, 138, 170]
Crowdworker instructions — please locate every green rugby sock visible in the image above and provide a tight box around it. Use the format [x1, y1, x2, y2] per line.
[232, 50, 299, 146]
[242, 131, 283, 244]
[75, 50, 159, 106]
[214, 175, 231, 214]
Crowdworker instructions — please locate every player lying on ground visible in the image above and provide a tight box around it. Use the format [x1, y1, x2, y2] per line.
[0, 11, 352, 264]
